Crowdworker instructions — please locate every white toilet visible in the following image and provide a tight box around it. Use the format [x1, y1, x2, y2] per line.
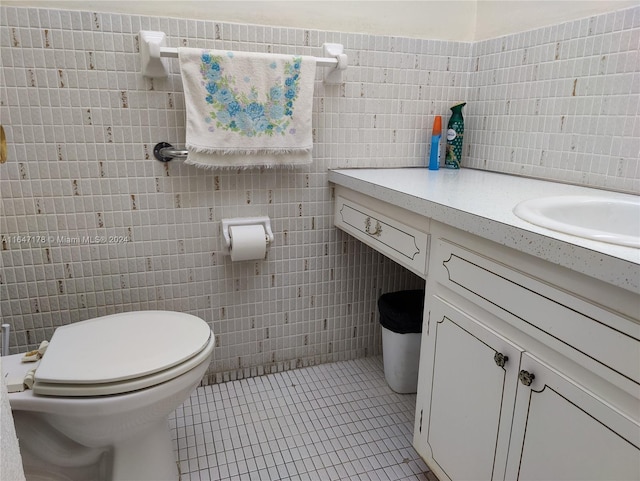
[2, 310, 215, 481]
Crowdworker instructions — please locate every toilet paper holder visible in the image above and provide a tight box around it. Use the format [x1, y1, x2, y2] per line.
[221, 217, 275, 254]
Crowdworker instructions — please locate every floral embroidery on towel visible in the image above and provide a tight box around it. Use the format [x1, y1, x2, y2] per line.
[199, 51, 303, 138]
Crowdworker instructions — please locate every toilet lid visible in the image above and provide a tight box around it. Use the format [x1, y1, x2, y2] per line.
[35, 311, 212, 387]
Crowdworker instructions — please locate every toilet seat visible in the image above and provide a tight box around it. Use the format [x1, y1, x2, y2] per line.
[32, 311, 214, 397]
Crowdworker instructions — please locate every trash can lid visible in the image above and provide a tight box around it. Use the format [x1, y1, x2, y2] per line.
[378, 289, 425, 334]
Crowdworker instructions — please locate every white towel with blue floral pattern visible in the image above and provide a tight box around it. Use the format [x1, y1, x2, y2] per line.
[178, 48, 316, 168]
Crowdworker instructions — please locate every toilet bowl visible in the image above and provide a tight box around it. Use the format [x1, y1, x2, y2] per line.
[3, 310, 215, 481]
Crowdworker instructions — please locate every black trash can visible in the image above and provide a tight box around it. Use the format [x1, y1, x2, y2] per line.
[378, 290, 425, 393]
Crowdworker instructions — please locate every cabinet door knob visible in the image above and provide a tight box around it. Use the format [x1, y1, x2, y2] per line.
[494, 352, 509, 368]
[364, 216, 383, 237]
[519, 370, 535, 386]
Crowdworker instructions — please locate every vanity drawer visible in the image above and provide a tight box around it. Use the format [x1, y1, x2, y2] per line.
[334, 190, 429, 278]
[432, 237, 640, 395]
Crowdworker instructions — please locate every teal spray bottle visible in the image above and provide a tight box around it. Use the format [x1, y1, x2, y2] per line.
[444, 102, 466, 169]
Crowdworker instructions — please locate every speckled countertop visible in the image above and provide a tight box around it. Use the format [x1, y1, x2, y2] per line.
[328, 168, 640, 294]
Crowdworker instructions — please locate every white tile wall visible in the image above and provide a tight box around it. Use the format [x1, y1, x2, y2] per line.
[466, 6, 640, 192]
[0, 6, 452, 380]
[0, 5, 637, 383]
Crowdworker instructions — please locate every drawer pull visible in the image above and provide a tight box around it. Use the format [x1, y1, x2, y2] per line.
[494, 352, 509, 368]
[519, 370, 535, 386]
[364, 216, 383, 237]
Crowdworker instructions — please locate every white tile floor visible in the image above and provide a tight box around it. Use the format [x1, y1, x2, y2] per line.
[171, 357, 433, 481]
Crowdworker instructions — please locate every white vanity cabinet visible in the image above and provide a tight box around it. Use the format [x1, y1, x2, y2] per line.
[414, 222, 640, 481]
[328, 171, 639, 481]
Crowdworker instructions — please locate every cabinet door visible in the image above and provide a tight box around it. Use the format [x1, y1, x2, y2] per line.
[417, 296, 523, 481]
[506, 352, 640, 481]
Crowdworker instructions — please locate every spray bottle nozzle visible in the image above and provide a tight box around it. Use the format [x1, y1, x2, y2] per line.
[432, 115, 442, 136]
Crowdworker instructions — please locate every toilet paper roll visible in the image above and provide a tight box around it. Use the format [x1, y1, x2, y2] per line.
[229, 224, 267, 261]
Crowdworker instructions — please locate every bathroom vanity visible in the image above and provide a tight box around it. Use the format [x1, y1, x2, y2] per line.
[329, 168, 640, 481]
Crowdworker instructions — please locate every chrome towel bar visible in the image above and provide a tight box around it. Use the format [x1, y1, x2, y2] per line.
[153, 142, 188, 162]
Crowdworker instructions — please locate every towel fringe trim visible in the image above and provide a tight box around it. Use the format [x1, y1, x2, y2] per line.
[183, 158, 312, 170]
[186, 145, 313, 156]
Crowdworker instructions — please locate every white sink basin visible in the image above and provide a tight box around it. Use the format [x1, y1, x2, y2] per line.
[513, 195, 640, 248]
